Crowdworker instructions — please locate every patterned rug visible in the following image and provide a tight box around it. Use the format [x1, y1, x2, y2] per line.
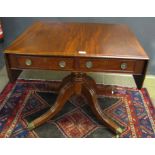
[0, 79, 155, 138]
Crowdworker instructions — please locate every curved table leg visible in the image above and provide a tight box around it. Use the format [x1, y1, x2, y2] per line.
[28, 79, 75, 130]
[82, 83, 123, 134]
[28, 72, 123, 135]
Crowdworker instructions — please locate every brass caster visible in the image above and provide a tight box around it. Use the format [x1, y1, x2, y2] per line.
[115, 134, 120, 138]
[114, 127, 124, 138]
[113, 134, 120, 138]
[116, 127, 123, 134]
[27, 122, 35, 130]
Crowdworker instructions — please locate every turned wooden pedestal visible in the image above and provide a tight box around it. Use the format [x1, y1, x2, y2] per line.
[27, 72, 123, 134]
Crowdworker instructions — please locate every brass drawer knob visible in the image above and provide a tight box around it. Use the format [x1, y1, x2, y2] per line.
[25, 59, 32, 66]
[86, 61, 93, 69]
[120, 63, 127, 70]
[59, 61, 66, 68]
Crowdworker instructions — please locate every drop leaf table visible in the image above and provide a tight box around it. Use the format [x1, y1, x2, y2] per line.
[4, 22, 149, 135]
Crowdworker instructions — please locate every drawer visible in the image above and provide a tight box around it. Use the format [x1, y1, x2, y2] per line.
[78, 58, 144, 74]
[7, 54, 145, 74]
[8, 55, 74, 71]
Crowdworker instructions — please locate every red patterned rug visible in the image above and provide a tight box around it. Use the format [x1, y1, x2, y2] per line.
[0, 79, 155, 138]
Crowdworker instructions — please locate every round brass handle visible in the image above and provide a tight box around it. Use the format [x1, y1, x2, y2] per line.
[86, 61, 93, 69]
[59, 61, 66, 68]
[120, 63, 127, 70]
[25, 59, 32, 66]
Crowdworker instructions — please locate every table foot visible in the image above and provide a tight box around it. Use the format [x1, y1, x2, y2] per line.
[82, 82, 123, 134]
[28, 76, 75, 130]
[27, 122, 35, 130]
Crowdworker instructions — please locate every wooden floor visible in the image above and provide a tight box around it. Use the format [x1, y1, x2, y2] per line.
[0, 65, 155, 105]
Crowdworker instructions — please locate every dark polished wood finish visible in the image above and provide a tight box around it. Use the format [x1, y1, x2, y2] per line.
[28, 73, 122, 134]
[7, 54, 145, 74]
[4, 22, 149, 135]
[5, 22, 149, 60]
[5, 54, 22, 83]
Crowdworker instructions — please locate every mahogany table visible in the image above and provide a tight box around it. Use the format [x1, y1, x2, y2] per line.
[4, 22, 149, 135]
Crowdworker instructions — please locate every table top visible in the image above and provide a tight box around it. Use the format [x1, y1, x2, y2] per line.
[5, 21, 149, 60]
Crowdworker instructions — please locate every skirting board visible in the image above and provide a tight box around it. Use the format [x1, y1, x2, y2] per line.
[0, 67, 155, 104]
[20, 70, 155, 105]
[20, 70, 155, 87]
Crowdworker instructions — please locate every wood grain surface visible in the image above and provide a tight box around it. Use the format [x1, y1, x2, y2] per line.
[5, 22, 149, 60]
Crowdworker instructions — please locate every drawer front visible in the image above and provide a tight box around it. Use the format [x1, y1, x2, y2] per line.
[8, 55, 74, 71]
[7, 54, 145, 74]
[78, 58, 143, 73]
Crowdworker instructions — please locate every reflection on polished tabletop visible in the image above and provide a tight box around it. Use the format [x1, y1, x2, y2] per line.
[5, 22, 148, 59]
